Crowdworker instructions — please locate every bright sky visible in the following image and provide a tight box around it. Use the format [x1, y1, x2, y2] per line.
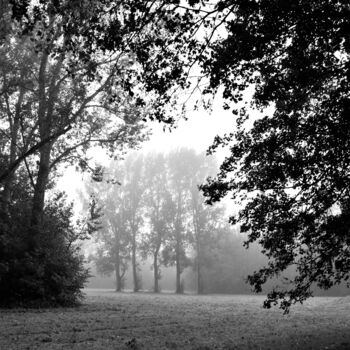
[142, 106, 233, 155]
[57, 87, 275, 200]
[57, 102, 233, 193]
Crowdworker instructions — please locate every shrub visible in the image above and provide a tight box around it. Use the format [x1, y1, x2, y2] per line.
[0, 192, 90, 307]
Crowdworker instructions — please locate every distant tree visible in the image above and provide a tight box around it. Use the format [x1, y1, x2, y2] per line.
[186, 152, 220, 294]
[190, 202, 226, 294]
[85, 156, 146, 292]
[86, 171, 130, 292]
[200, 1, 350, 311]
[164, 149, 197, 293]
[123, 154, 145, 292]
[193, 225, 259, 294]
[141, 153, 173, 293]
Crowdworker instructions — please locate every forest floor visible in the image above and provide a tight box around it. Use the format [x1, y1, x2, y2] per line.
[0, 289, 349, 349]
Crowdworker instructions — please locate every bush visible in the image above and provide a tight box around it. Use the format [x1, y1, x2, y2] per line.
[0, 192, 90, 307]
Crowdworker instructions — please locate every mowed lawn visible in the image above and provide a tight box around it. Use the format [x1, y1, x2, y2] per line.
[0, 289, 349, 350]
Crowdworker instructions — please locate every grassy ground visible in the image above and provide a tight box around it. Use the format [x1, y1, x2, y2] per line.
[0, 289, 349, 350]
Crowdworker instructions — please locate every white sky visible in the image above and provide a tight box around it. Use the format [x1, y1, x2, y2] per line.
[142, 107, 233, 155]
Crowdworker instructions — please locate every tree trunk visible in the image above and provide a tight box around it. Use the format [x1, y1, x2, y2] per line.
[195, 224, 203, 294]
[175, 236, 182, 294]
[29, 51, 62, 247]
[132, 231, 138, 292]
[153, 246, 160, 293]
[197, 243, 202, 294]
[30, 142, 52, 229]
[175, 193, 183, 294]
[115, 260, 122, 292]
[115, 244, 122, 292]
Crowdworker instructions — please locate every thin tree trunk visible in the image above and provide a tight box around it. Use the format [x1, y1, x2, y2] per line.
[195, 220, 203, 294]
[175, 193, 183, 294]
[115, 250, 122, 292]
[175, 235, 182, 294]
[132, 231, 138, 292]
[153, 245, 160, 293]
[197, 242, 202, 294]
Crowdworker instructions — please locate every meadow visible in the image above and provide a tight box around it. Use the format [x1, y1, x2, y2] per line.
[0, 289, 349, 349]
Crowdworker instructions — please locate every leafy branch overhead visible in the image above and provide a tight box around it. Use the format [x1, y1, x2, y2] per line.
[199, 0, 350, 311]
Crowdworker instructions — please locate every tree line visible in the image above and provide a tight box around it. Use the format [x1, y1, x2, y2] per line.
[84, 149, 232, 294]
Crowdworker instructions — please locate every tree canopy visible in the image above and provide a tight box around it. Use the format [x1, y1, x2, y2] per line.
[200, 0, 350, 311]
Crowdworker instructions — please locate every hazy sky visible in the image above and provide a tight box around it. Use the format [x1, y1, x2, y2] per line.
[57, 88, 274, 200]
[57, 104, 232, 193]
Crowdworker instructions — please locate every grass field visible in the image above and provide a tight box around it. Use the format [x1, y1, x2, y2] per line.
[0, 289, 349, 349]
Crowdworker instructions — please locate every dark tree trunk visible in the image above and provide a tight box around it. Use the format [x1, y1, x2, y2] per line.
[175, 194, 183, 294]
[115, 246, 122, 292]
[29, 51, 62, 248]
[115, 266, 122, 292]
[195, 225, 203, 294]
[131, 231, 138, 292]
[175, 236, 182, 294]
[153, 245, 160, 293]
[197, 243, 202, 294]
[30, 142, 52, 229]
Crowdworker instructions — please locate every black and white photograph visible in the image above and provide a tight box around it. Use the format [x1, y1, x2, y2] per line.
[0, 1, 349, 349]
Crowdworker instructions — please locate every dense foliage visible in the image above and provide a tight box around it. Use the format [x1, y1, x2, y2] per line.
[200, 0, 350, 311]
[0, 179, 90, 307]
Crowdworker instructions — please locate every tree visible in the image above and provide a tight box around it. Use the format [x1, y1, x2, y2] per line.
[84, 155, 145, 292]
[200, 1, 350, 311]
[164, 149, 196, 293]
[141, 153, 173, 293]
[190, 197, 225, 294]
[186, 152, 220, 294]
[123, 154, 145, 292]
[85, 173, 130, 292]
